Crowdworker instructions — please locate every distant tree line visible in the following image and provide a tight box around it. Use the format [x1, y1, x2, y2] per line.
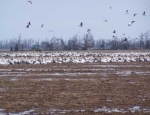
[0, 31, 150, 51]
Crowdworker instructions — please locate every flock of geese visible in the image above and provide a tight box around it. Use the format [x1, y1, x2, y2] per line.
[26, 1, 148, 40]
[26, 1, 52, 32]
[0, 52, 150, 65]
[111, 10, 146, 40]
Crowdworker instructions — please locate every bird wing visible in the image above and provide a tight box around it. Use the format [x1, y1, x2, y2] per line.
[28, 1, 32, 4]
[128, 23, 131, 26]
[79, 22, 83, 27]
[41, 24, 44, 27]
[87, 29, 91, 32]
[26, 25, 29, 28]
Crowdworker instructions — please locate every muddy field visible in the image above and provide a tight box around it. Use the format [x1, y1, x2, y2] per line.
[0, 61, 150, 115]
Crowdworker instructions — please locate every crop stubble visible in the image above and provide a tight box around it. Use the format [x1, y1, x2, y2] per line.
[0, 62, 150, 115]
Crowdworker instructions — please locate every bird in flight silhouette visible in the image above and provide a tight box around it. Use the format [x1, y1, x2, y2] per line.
[113, 30, 116, 33]
[104, 20, 107, 22]
[143, 11, 146, 16]
[87, 28, 91, 32]
[28, 1, 32, 4]
[133, 13, 137, 17]
[128, 21, 135, 26]
[79, 22, 83, 27]
[28, 22, 31, 25]
[26, 22, 31, 28]
[41, 24, 44, 28]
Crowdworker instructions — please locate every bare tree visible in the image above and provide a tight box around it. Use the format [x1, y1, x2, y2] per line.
[50, 37, 65, 50]
[17, 34, 21, 45]
[22, 39, 28, 49]
[111, 36, 118, 50]
[122, 37, 128, 49]
[144, 31, 150, 49]
[82, 34, 94, 50]
[139, 33, 145, 49]
[67, 35, 81, 50]
[27, 38, 35, 49]
[41, 41, 49, 50]
[14, 44, 19, 51]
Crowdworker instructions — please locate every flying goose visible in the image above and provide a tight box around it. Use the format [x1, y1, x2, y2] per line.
[123, 37, 127, 41]
[26, 22, 31, 28]
[103, 20, 107, 22]
[143, 11, 145, 16]
[26, 24, 29, 28]
[28, 22, 31, 25]
[128, 21, 135, 26]
[79, 22, 83, 27]
[133, 13, 137, 17]
[113, 30, 116, 33]
[41, 24, 44, 28]
[87, 28, 91, 32]
[28, 1, 32, 4]
[112, 35, 115, 40]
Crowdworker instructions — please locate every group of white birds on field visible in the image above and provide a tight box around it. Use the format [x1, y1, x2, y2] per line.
[0, 52, 150, 65]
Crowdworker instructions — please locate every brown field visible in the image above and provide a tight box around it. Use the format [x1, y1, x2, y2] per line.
[0, 62, 150, 115]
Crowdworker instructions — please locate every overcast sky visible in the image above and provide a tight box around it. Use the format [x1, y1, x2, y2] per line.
[0, 0, 150, 41]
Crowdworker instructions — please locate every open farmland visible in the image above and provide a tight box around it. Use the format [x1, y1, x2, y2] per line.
[0, 51, 150, 115]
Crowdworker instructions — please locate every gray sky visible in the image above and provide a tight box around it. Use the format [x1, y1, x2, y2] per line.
[0, 0, 150, 41]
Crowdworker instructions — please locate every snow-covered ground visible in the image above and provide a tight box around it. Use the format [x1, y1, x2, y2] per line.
[0, 106, 150, 115]
[0, 68, 150, 77]
[0, 51, 150, 65]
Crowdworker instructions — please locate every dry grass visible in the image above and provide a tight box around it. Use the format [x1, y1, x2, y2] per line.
[0, 62, 150, 115]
